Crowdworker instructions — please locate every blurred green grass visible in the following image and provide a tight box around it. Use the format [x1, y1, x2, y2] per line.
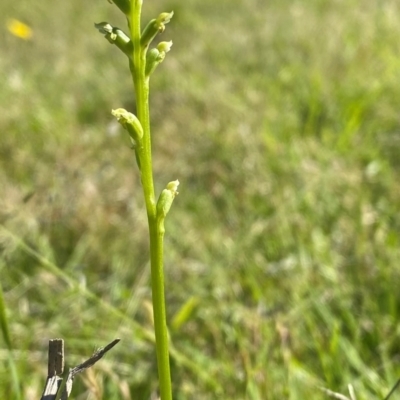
[1, 0, 400, 398]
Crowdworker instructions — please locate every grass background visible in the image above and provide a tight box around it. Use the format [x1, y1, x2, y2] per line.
[1, 0, 400, 399]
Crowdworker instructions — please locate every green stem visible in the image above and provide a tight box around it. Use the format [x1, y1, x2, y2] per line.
[130, 1, 155, 216]
[130, 2, 173, 399]
[150, 219, 172, 399]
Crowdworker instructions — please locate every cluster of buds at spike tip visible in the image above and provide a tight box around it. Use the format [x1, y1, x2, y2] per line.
[157, 180, 180, 221]
[141, 11, 174, 49]
[95, 22, 133, 58]
[145, 41, 173, 77]
[107, 0, 130, 15]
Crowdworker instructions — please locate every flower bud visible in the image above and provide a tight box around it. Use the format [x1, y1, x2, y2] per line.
[95, 22, 133, 58]
[111, 108, 143, 143]
[145, 41, 173, 77]
[141, 11, 174, 48]
[157, 180, 180, 219]
[157, 40, 173, 53]
[145, 48, 163, 76]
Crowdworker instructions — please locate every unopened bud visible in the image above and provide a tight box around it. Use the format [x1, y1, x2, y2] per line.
[157, 40, 173, 53]
[145, 41, 173, 77]
[95, 22, 132, 58]
[141, 11, 174, 48]
[157, 180, 180, 219]
[111, 108, 143, 143]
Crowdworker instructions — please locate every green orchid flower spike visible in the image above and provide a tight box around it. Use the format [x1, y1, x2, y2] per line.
[98, 2, 176, 399]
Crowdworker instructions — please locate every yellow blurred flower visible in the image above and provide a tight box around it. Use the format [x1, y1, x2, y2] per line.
[7, 19, 33, 40]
